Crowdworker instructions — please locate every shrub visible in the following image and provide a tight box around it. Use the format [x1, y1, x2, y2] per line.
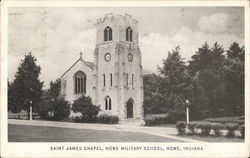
[176, 121, 186, 135]
[210, 122, 226, 137]
[144, 114, 168, 126]
[144, 117, 154, 126]
[72, 95, 100, 123]
[166, 112, 178, 124]
[238, 124, 245, 139]
[97, 114, 119, 124]
[144, 112, 185, 126]
[225, 123, 239, 138]
[187, 122, 197, 135]
[194, 122, 211, 136]
[205, 117, 244, 125]
[46, 97, 70, 121]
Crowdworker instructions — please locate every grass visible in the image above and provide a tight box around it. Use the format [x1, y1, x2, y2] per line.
[9, 124, 182, 142]
[175, 134, 244, 142]
[204, 116, 244, 124]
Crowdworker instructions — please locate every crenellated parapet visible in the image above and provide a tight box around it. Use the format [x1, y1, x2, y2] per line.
[96, 13, 139, 44]
[96, 13, 138, 25]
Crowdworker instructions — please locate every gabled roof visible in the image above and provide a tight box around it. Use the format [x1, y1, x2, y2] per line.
[61, 59, 94, 77]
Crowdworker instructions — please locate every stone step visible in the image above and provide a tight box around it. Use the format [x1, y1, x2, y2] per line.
[119, 118, 145, 126]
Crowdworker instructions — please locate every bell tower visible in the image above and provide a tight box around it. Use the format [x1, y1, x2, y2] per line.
[93, 13, 144, 120]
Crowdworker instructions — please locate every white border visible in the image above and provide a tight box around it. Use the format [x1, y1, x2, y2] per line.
[1, 1, 249, 157]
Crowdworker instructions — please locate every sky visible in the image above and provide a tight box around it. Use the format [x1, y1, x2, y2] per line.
[8, 7, 244, 88]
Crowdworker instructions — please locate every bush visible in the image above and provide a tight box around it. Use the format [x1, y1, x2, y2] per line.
[39, 98, 70, 121]
[144, 112, 185, 126]
[144, 114, 169, 126]
[238, 124, 245, 139]
[194, 122, 211, 136]
[97, 114, 119, 124]
[210, 122, 226, 137]
[72, 95, 100, 123]
[225, 123, 239, 138]
[166, 112, 178, 124]
[176, 121, 186, 135]
[187, 122, 197, 135]
[205, 117, 244, 125]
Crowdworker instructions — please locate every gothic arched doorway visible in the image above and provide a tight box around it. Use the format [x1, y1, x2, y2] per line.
[127, 98, 134, 118]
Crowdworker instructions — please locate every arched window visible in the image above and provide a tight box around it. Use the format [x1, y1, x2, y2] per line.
[126, 27, 133, 42]
[74, 71, 86, 94]
[104, 26, 112, 41]
[105, 96, 112, 110]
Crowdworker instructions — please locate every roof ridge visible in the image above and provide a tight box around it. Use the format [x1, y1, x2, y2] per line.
[61, 58, 94, 77]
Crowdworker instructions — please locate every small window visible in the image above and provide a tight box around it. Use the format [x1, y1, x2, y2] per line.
[104, 26, 112, 41]
[110, 73, 112, 86]
[132, 74, 134, 87]
[103, 74, 106, 86]
[126, 27, 133, 42]
[105, 96, 112, 110]
[126, 73, 129, 87]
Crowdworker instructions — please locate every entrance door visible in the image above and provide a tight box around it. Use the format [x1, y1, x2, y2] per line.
[127, 99, 133, 118]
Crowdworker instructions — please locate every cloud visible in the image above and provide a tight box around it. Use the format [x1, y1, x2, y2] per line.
[8, 8, 244, 88]
[198, 13, 232, 33]
[140, 26, 244, 71]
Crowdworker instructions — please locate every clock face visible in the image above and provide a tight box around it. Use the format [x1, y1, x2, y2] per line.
[104, 53, 111, 62]
[128, 53, 133, 62]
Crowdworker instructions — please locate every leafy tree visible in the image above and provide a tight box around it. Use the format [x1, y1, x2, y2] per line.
[195, 69, 227, 117]
[224, 42, 244, 115]
[9, 52, 43, 119]
[49, 79, 61, 99]
[158, 46, 193, 115]
[38, 90, 51, 119]
[227, 42, 244, 61]
[38, 78, 70, 120]
[188, 42, 212, 75]
[210, 42, 226, 68]
[143, 74, 166, 114]
[8, 80, 21, 113]
[71, 95, 100, 122]
[47, 97, 71, 121]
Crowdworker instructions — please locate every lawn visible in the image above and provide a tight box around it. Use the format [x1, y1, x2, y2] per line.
[174, 134, 244, 142]
[9, 124, 182, 142]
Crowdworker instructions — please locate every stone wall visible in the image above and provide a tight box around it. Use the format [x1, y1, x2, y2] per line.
[61, 60, 94, 103]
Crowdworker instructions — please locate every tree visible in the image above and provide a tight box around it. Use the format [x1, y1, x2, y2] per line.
[143, 74, 166, 114]
[9, 52, 43, 119]
[188, 42, 212, 75]
[71, 95, 100, 122]
[47, 97, 71, 120]
[227, 42, 244, 61]
[188, 42, 245, 118]
[49, 79, 61, 99]
[158, 46, 193, 115]
[224, 42, 245, 115]
[8, 80, 21, 113]
[37, 78, 70, 120]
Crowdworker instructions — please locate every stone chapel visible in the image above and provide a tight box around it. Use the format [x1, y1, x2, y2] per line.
[60, 13, 144, 120]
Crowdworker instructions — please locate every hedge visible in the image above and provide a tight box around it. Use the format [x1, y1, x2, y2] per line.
[175, 121, 244, 138]
[144, 112, 185, 126]
[204, 116, 244, 125]
[71, 113, 119, 124]
[97, 114, 119, 124]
